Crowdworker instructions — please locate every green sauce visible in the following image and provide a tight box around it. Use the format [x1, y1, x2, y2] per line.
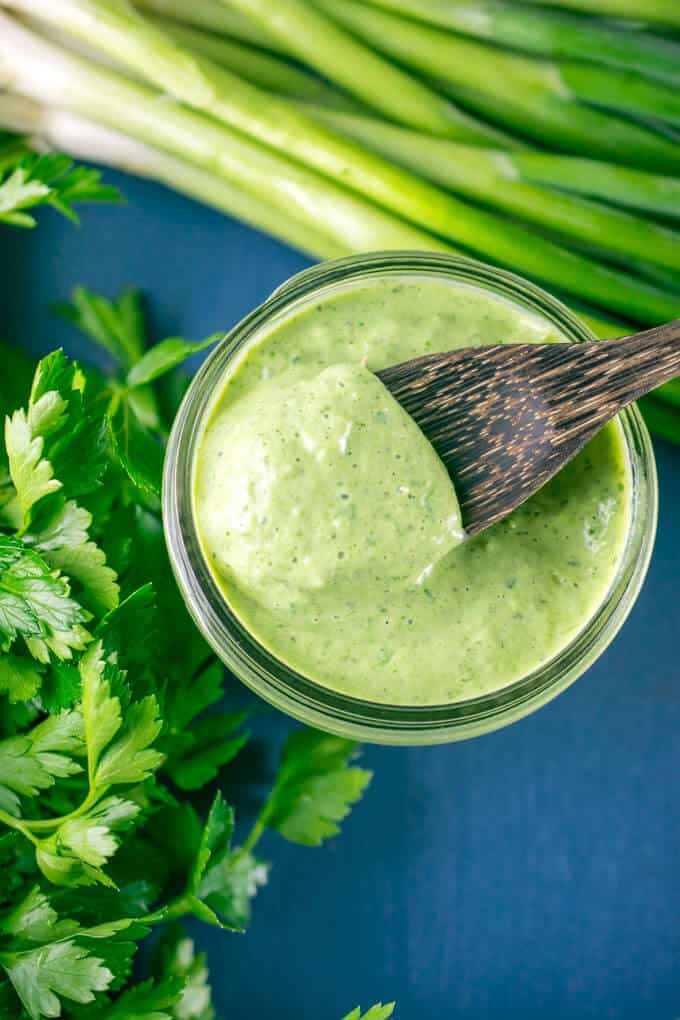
[194, 276, 631, 705]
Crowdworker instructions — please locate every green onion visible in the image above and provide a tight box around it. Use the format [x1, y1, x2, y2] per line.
[362, 0, 680, 87]
[638, 397, 680, 445]
[560, 64, 680, 128]
[0, 93, 346, 260]
[176, 0, 489, 138]
[220, 0, 510, 140]
[516, 0, 680, 30]
[509, 152, 680, 222]
[146, 14, 360, 109]
[313, 0, 680, 173]
[575, 310, 628, 340]
[307, 108, 680, 273]
[4, 7, 679, 326]
[654, 382, 680, 410]
[134, 0, 283, 52]
[0, 15, 452, 256]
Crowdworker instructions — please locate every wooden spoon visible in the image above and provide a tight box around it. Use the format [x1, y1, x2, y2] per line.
[377, 319, 680, 536]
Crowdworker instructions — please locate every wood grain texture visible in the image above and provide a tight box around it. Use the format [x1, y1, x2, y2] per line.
[378, 319, 680, 534]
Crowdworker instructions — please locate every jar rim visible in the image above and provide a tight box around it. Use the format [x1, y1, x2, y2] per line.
[163, 252, 658, 745]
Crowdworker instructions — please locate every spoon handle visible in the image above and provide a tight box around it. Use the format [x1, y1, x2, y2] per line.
[605, 318, 680, 400]
[547, 318, 680, 442]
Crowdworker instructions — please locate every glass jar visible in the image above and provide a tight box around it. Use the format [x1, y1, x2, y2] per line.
[163, 252, 657, 745]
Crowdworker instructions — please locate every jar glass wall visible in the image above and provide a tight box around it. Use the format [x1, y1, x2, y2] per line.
[163, 252, 657, 745]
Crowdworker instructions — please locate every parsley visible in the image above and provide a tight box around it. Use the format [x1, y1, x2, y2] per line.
[3, 939, 113, 1016]
[55, 287, 148, 372]
[0, 145, 121, 229]
[0, 283, 379, 1019]
[0, 537, 90, 663]
[343, 1006, 396, 1020]
[163, 710, 249, 792]
[248, 728, 373, 848]
[153, 927, 216, 1020]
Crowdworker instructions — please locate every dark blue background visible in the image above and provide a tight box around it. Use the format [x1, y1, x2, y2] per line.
[4, 174, 680, 1019]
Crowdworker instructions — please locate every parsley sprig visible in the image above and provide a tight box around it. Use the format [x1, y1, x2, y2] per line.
[0, 286, 377, 1019]
[0, 138, 121, 229]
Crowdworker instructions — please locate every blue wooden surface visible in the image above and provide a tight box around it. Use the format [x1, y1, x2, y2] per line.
[4, 173, 680, 1020]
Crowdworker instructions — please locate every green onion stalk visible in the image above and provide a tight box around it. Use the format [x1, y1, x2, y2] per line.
[148, 5, 519, 147]
[135, 0, 284, 51]
[0, 93, 346, 260]
[4, 5, 680, 326]
[502, 153, 680, 223]
[193, 0, 479, 136]
[6, 0, 484, 141]
[146, 14, 362, 110]
[309, 0, 680, 172]
[638, 397, 680, 445]
[0, 14, 456, 256]
[515, 0, 680, 29]
[307, 108, 680, 273]
[361, 0, 680, 87]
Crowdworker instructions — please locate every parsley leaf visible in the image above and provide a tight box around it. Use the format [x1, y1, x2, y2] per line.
[96, 585, 157, 677]
[261, 729, 372, 847]
[90, 975, 185, 1020]
[29, 500, 120, 616]
[28, 351, 109, 501]
[3, 351, 109, 531]
[1, 939, 113, 1018]
[109, 402, 164, 503]
[0, 149, 120, 230]
[39, 662, 82, 714]
[4, 409, 61, 530]
[163, 711, 249, 792]
[153, 927, 216, 1020]
[36, 796, 141, 889]
[0, 537, 90, 663]
[79, 641, 163, 791]
[0, 654, 43, 703]
[0, 890, 139, 1019]
[182, 793, 267, 932]
[198, 848, 268, 932]
[0, 710, 84, 817]
[0, 166, 50, 229]
[342, 1005, 396, 1020]
[1, 886, 78, 944]
[127, 335, 220, 388]
[55, 287, 147, 372]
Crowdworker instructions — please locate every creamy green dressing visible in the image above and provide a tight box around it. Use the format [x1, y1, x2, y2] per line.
[194, 276, 631, 705]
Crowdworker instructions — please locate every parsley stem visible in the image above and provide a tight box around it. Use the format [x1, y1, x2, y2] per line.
[0, 807, 40, 846]
[9, 785, 103, 834]
[145, 894, 192, 925]
[234, 811, 267, 860]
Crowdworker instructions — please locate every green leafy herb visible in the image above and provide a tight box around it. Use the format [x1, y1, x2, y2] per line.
[0, 149, 120, 229]
[0, 654, 43, 703]
[79, 641, 163, 792]
[0, 537, 90, 663]
[2, 939, 113, 1017]
[153, 927, 216, 1020]
[108, 402, 164, 503]
[0, 710, 83, 817]
[55, 287, 147, 373]
[342, 1005, 396, 1020]
[127, 335, 221, 388]
[251, 728, 372, 848]
[163, 711, 249, 792]
[0, 291, 375, 1018]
